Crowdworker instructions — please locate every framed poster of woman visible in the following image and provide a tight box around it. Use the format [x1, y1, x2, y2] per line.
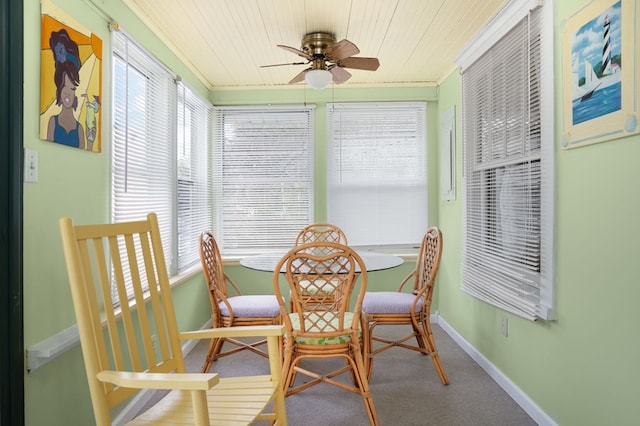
[39, 1, 102, 152]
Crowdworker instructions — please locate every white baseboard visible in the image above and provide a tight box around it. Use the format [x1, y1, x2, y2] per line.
[435, 314, 557, 426]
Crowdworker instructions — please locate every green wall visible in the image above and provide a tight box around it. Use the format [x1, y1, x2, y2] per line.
[23, 0, 640, 425]
[23, 0, 212, 424]
[435, 1, 640, 424]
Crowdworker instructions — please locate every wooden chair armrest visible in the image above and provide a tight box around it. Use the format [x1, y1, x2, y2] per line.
[179, 324, 285, 341]
[397, 270, 417, 291]
[224, 273, 243, 296]
[96, 370, 219, 391]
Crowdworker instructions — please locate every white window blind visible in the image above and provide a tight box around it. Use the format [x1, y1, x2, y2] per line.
[112, 28, 176, 302]
[177, 82, 213, 271]
[326, 102, 428, 247]
[459, 0, 555, 321]
[213, 105, 314, 254]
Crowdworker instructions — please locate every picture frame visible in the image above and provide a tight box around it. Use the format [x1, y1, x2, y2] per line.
[561, 0, 639, 149]
[39, 0, 102, 152]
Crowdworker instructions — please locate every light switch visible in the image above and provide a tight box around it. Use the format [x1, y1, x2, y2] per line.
[24, 148, 38, 183]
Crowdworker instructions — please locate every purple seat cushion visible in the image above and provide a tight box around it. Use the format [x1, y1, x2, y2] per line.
[362, 292, 422, 314]
[219, 295, 281, 317]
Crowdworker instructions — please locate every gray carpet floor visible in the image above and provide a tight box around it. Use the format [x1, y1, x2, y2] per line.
[142, 324, 536, 425]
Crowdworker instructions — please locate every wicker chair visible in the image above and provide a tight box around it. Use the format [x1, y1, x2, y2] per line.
[274, 242, 379, 426]
[199, 231, 282, 373]
[292, 223, 349, 309]
[59, 213, 286, 425]
[361, 227, 449, 384]
[295, 223, 348, 246]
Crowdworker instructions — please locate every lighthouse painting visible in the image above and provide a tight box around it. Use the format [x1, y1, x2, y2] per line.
[570, 1, 621, 125]
[561, 0, 639, 149]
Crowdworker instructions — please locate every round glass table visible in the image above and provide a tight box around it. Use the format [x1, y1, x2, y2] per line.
[240, 250, 404, 273]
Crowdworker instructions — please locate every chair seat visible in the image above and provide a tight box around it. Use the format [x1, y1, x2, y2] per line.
[130, 375, 279, 425]
[289, 311, 358, 345]
[362, 291, 423, 314]
[220, 295, 281, 317]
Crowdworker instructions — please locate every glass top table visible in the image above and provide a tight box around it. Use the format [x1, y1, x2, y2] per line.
[240, 250, 404, 273]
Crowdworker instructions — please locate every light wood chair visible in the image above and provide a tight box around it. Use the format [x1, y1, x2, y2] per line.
[273, 242, 379, 426]
[361, 226, 449, 385]
[59, 213, 287, 425]
[199, 231, 282, 373]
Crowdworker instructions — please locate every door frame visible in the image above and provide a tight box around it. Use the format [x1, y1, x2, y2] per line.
[0, 0, 25, 424]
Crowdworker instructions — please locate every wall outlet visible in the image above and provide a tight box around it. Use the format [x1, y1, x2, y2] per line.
[501, 316, 508, 337]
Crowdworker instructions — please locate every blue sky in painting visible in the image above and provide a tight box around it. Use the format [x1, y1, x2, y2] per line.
[571, 1, 621, 77]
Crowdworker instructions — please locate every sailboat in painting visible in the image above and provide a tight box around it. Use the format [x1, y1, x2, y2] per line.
[572, 59, 600, 102]
[572, 57, 620, 103]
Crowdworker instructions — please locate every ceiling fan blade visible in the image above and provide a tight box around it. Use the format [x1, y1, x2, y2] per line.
[277, 44, 313, 60]
[260, 61, 307, 68]
[289, 68, 310, 84]
[325, 39, 360, 60]
[338, 56, 380, 71]
[329, 66, 352, 84]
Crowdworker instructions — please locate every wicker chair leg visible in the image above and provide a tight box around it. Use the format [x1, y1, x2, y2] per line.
[201, 337, 224, 373]
[416, 321, 448, 385]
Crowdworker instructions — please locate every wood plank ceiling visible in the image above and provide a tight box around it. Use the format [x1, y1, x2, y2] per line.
[123, 0, 509, 89]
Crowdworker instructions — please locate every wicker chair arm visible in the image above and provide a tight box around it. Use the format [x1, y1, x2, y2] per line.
[224, 273, 243, 296]
[396, 269, 417, 292]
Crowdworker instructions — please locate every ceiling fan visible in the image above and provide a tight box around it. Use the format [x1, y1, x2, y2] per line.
[261, 32, 380, 89]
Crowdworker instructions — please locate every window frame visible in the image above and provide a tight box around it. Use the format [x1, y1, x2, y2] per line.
[325, 101, 429, 249]
[212, 105, 315, 255]
[111, 28, 213, 306]
[176, 81, 213, 272]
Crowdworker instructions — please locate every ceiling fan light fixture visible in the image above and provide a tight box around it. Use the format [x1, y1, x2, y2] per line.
[305, 69, 332, 90]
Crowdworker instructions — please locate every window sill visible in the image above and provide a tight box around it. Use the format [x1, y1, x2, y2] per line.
[169, 264, 203, 287]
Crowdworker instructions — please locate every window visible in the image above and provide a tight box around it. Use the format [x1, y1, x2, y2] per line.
[112, 28, 212, 304]
[177, 82, 213, 270]
[326, 102, 428, 247]
[457, 0, 554, 320]
[212, 105, 314, 254]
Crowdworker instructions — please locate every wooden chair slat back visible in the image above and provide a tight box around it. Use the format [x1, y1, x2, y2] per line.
[59, 213, 185, 421]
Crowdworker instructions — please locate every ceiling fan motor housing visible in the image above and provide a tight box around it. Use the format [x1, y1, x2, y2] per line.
[302, 32, 336, 57]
